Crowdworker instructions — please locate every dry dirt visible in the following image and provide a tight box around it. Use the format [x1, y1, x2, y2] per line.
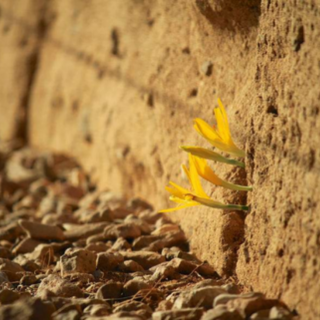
[0, 0, 320, 319]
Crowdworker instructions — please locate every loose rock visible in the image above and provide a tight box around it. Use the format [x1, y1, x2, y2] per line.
[61, 248, 97, 274]
[18, 220, 65, 241]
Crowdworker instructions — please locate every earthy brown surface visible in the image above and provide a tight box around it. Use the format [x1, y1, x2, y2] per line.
[0, 0, 320, 319]
[0, 145, 294, 320]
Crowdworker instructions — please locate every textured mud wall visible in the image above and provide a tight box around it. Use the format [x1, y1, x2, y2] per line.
[1, 0, 320, 318]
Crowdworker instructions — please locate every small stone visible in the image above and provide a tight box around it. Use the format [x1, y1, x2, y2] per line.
[0, 258, 24, 281]
[18, 219, 65, 241]
[139, 210, 162, 224]
[96, 281, 123, 299]
[151, 265, 181, 281]
[151, 224, 180, 236]
[0, 246, 11, 259]
[132, 235, 160, 250]
[173, 286, 227, 310]
[112, 237, 132, 251]
[153, 308, 204, 320]
[0, 222, 24, 242]
[201, 305, 243, 320]
[113, 301, 152, 317]
[121, 251, 165, 269]
[0, 297, 54, 320]
[83, 304, 111, 316]
[227, 293, 283, 318]
[37, 275, 83, 298]
[123, 278, 153, 297]
[96, 252, 124, 270]
[118, 260, 144, 273]
[0, 289, 21, 304]
[214, 293, 244, 307]
[20, 274, 38, 285]
[250, 309, 271, 319]
[269, 306, 293, 319]
[85, 242, 110, 253]
[165, 249, 199, 263]
[79, 208, 115, 223]
[156, 300, 173, 311]
[63, 222, 108, 240]
[104, 223, 141, 240]
[53, 310, 80, 320]
[0, 271, 9, 284]
[61, 248, 97, 275]
[201, 60, 213, 76]
[12, 238, 42, 254]
[86, 233, 105, 244]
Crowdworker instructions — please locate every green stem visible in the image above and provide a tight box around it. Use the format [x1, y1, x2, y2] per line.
[181, 146, 245, 168]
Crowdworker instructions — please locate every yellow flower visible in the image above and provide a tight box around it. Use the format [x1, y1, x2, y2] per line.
[194, 98, 245, 157]
[160, 154, 249, 212]
[192, 156, 252, 191]
[180, 146, 245, 168]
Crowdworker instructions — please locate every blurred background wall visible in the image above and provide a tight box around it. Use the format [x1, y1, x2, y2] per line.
[1, 0, 320, 318]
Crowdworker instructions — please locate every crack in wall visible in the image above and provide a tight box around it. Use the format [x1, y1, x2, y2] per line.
[0, 2, 51, 145]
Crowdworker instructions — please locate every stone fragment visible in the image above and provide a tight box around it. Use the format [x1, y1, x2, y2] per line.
[128, 198, 153, 212]
[96, 281, 123, 299]
[83, 304, 111, 316]
[227, 293, 283, 318]
[121, 251, 165, 269]
[79, 208, 115, 223]
[214, 293, 246, 307]
[156, 300, 173, 311]
[96, 252, 124, 270]
[201, 305, 243, 320]
[113, 301, 152, 317]
[139, 210, 162, 224]
[104, 223, 141, 240]
[132, 235, 161, 250]
[151, 224, 180, 236]
[85, 242, 110, 253]
[97, 311, 144, 320]
[173, 286, 226, 310]
[250, 309, 271, 319]
[12, 238, 42, 254]
[201, 60, 213, 76]
[0, 271, 9, 284]
[118, 260, 144, 273]
[37, 275, 83, 298]
[151, 265, 181, 281]
[112, 237, 132, 250]
[0, 258, 24, 281]
[18, 219, 65, 241]
[0, 246, 11, 259]
[20, 274, 38, 285]
[164, 249, 199, 263]
[53, 310, 80, 320]
[0, 222, 24, 242]
[60, 248, 96, 275]
[123, 278, 153, 296]
[86, 233, 105, 244]
[0, 289, 21, 304]
[0, 298, 54, 320]
[152, 308, 204, 320]
[63, 223, 108, 240]
[269, 306, 293, 319]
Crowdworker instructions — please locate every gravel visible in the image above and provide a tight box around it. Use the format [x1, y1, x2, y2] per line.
[0, 144, 295, 320]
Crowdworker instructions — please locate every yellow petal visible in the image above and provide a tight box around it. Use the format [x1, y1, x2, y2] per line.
[169, 181, 189, 196]
[194, 118, 223, 142]
[214, 108, 230, 142]
[165, 185, 184, 198]
[193, 156, 224, 186]
[159, 202, 199, 213]
[188, 154, 209, 198]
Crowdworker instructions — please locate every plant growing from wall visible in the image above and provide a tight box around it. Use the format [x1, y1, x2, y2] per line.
[161, 99, 251, 212]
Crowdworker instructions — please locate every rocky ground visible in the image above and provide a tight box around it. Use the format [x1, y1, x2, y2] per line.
[0, 142, 297, 320]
